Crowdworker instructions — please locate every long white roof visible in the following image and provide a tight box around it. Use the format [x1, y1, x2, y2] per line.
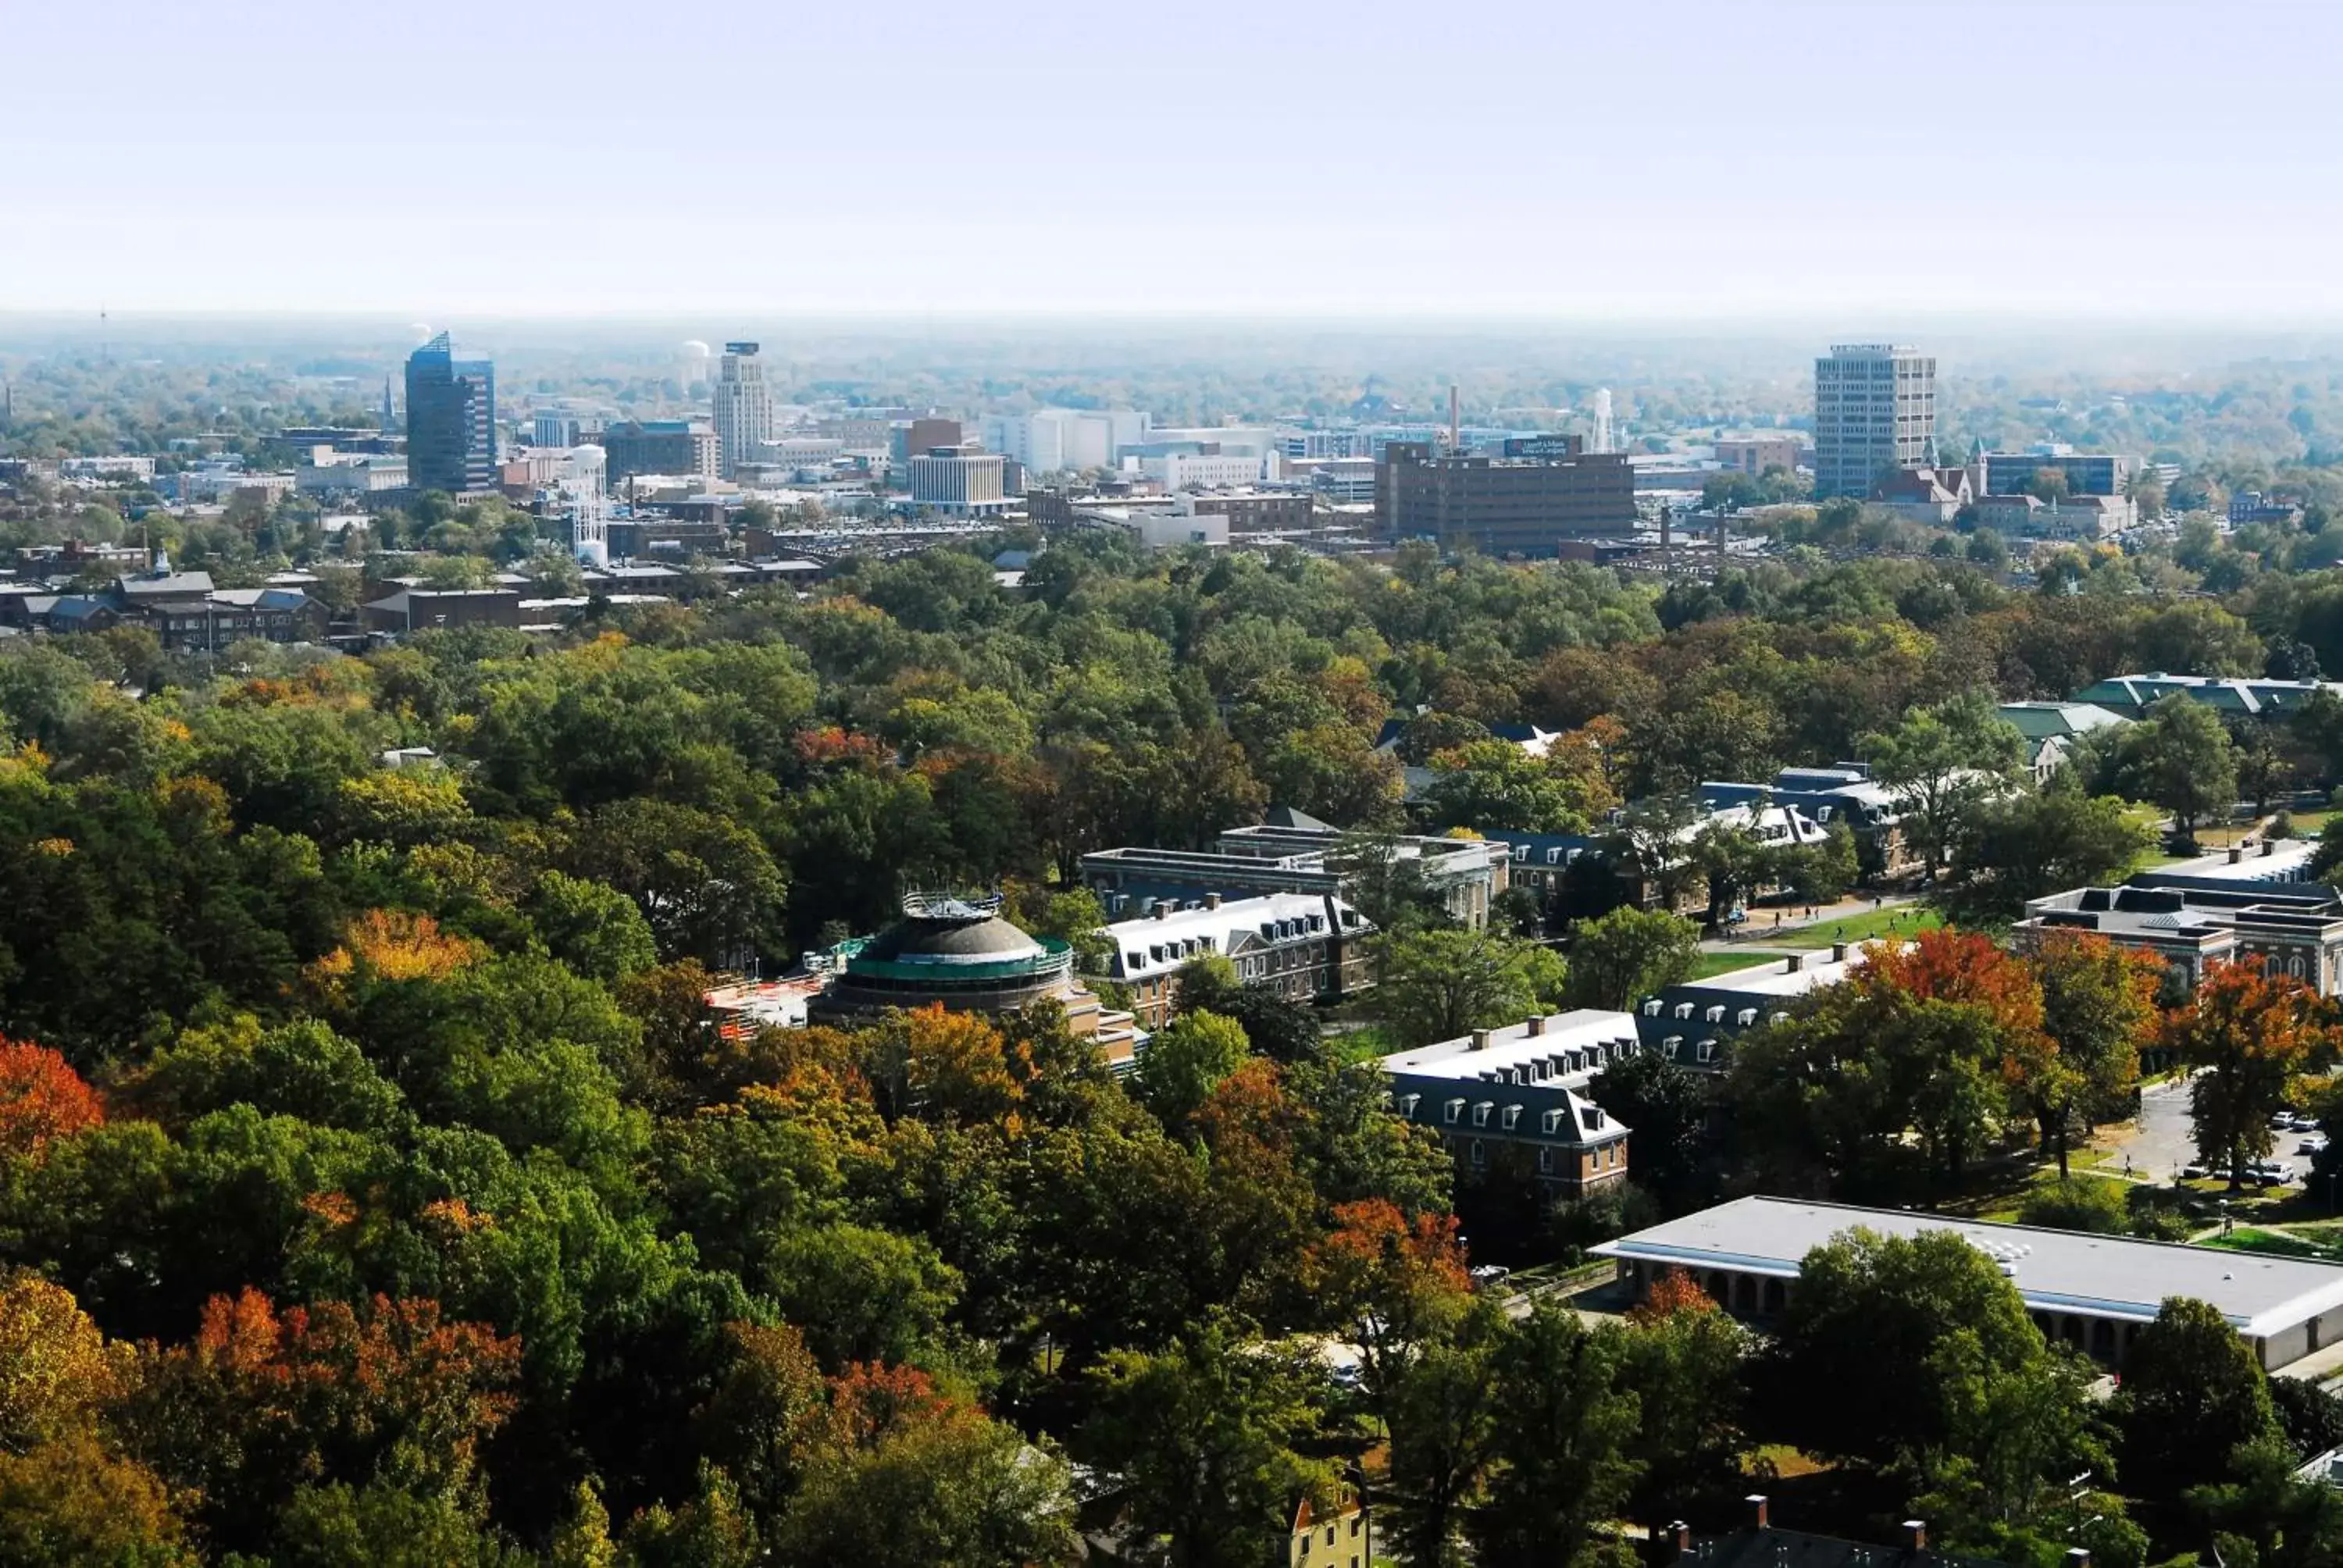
[1596, 1196, 2343, 1336]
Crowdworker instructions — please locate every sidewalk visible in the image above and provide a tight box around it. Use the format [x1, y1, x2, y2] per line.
[1699, 892, 1924, 953]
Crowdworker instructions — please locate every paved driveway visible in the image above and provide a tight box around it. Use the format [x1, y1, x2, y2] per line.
[2106, 1072, 2328, 1192]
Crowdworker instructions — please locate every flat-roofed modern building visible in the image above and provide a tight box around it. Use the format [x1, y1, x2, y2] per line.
[1813, 344, 1935, 500]
[1382, 1009, 1637, 1192]
[1596, 1195, 2343, 1370]
[1374, 436, 1635, 555]
[907, 450, 1008, 515]
[2013, 871, 2343, 996]
[1980, 448, 2131, 497]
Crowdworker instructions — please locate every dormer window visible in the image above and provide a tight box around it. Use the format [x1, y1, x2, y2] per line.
[1642, 1000, 1662, 1017]
[1546, 847, 1563, 864]
[1697, 1039, 1717, 1064]
[1501, 1105, 1521, 1130]
[1664, 1035, 1683, 1059]
[1737, 1008, 1758, 1026]
[1471, 1103, 1492, 1128]
[1771, 1011, 1789, 1025]
[1542, 1108, 1565, 1133]
[1398, 1094, 1421, 1118]
[1704, 1005, 1724, 1023]
[1674, 1002, 1694, 1020]
[1443, 1099, 1464, 1124]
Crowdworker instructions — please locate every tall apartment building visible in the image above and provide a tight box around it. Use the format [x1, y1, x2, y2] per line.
[1373, 435, 1635, 554]
[711, 341, 774, 479]
[404, 333, 497, 494]
[1813, 344, 1935, 500]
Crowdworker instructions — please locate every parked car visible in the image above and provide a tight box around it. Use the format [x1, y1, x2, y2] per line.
[2302, 1138, 2329, 1155]
[2182, 1164, 2209, 1180]
[1468, 1264, 1510, 1291]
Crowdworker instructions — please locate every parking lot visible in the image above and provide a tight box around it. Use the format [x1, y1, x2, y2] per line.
[2106, 1072, 2331, 1196]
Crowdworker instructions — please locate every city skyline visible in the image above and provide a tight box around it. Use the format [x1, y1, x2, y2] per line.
[10, 0, 2343, 319]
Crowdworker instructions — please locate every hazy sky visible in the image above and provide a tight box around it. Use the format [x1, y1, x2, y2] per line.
[10, 0, 2341, 319]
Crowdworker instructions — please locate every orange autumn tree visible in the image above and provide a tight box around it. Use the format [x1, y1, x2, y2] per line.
[2164, 960, 2338, 1188]
[1628, 1266, 1719, 1325]
[125, 1288, 519, 1553]
[0, 1038, 105, 1160]
[1305, 1197, 1471, 1411]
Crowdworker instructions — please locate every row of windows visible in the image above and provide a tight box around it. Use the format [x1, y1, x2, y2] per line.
[1447, 1137, 1622, 1176]
[1644, 998, 1764, 1025]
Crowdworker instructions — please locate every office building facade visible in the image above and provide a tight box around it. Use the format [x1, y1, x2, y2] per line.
[1980, 449, 2131, 497]
[404, 334, 497, 494]
[907, 450, 1007, 513]
[601, 419, 720, 483]
[1373, 436, 1635, 554]
[1813, 344, 1935, 500]
[711, 342, 774, 479]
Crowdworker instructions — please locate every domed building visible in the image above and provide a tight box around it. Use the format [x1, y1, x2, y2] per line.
[808, 894, 1134, 1059]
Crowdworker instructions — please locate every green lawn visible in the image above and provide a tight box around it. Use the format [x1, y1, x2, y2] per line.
[1685, 950, 1789, 981]
[1781, 903, 1943, 950]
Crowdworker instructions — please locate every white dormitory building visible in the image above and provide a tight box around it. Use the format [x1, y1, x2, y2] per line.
[1097, 890, 1375, 1030]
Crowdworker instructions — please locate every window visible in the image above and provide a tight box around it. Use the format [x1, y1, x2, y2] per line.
[1664, 1035, 1683, 1059]
[1501, 1105, 1521, 1130]
[1546, 846, 1562, 864]
[1697, 1039, 1717, 1064]
[1704, 1004, 1724, 1023]
[1737, 1008, 1758, 1026]
[1538, 1146, 1553, 1173]
[1581, 1107, 1603, 1132]
[1443, 1099, 1464, 1124]
[1471, 1103, 1492, 1128]
[1674, 1002, 1694, 1019]
[1398, 1094, 1420, 1118]
[1542, 1108, 1565, 1133]
[1642, 1000, 1662, 1017]
[1470, 1139, 1485, 1167]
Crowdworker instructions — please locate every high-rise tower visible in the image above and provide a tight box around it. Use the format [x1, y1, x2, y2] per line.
[404, 333, 497, 493]
[1813, 344, 1935, 500]
[712, 341, 773, 479]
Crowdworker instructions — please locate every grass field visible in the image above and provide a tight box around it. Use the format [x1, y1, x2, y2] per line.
[1781, 903, 1943, 949]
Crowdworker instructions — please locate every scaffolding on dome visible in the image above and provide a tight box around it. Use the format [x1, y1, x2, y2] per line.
[900, 890, 1005, 921]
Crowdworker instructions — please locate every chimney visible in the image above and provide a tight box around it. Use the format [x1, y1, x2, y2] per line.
[1667, 1521, 1693, 1557]
[1785, 953, 1804, 973]
[1205, 892, 1221, 910]
[1153, 902, 1171, 921]
[2264, 840, 2276, 857]
[1903, 1520, 1927, 1551]
[2229, 846, 2244, 864]
[1469, 1028, 1492, 1051]
[1745, 1495, 1770, 1531]
[1831, 942, 1849, 962]
[2065, 1551, 2091, 1567]
[1527, 1016, 1547, 1037]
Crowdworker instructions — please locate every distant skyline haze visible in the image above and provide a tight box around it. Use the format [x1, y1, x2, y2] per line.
[9, 0, 2342, 319]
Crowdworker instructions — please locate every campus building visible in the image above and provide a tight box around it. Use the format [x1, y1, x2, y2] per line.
[806, 893, 1136, 1060]
[1097, 891, 1373, 1029]
[1630, 946, 1870, 1074]
[1597, 1196, 2343, 1371]
[2013, 866, 2343, 997]
[2070, 672, 2343, 719]
[1380, 1010, 1637, 1192]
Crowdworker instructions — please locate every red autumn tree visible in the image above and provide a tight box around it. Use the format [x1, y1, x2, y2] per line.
[0, 1038, 104, 1160]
